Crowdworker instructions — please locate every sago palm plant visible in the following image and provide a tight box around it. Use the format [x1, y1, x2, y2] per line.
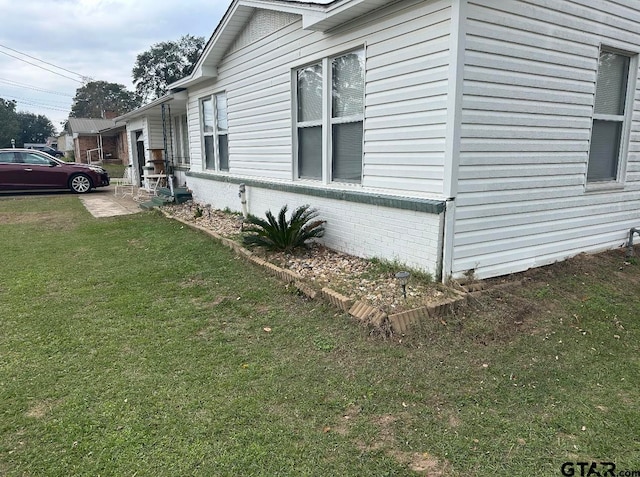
[242, 204, 325, 252]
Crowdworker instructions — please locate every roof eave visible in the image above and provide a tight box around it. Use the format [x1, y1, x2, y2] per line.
[113, 92, 188, 122]
[171, 0, 362, 90]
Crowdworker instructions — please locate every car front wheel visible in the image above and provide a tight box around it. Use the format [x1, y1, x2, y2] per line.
[69, 174, 92, 193]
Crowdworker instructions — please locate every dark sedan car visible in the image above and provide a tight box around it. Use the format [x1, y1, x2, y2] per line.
[26, 145, 66, 158]
[0, 148, 110, 193]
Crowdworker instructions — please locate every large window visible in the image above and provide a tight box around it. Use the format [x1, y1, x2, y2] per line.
[174, 114, 190, 166]
[587, 48, 635, 183]
[296, 49, 364, 183]
[201, 92, 228, 172]
[216, 93, 229, 172]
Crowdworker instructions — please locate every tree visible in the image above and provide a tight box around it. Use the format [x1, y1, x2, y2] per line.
[132, 35, 205, 102]
[70, 81, 142, 118]
[16, 112, 55, 146]
[0, 98, 20, 148]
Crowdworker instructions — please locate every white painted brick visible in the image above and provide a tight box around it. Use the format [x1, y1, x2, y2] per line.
[187, 177, 443, 274]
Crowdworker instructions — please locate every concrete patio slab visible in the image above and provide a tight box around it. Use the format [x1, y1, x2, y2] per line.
[79, 187, 142, 217]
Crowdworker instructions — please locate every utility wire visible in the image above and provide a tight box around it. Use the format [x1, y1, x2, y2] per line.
[0, 49, 83, 83]
[0, 43, 88, 80]
[0, 93, 71, 107]
[0, 77, 74, 97]
[11, 98, 71, 113]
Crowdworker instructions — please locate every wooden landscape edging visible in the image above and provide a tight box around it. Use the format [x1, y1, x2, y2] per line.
[161, 210, 469, 335]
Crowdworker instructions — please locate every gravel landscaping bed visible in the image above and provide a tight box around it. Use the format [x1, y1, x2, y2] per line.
[164, 201, 452, 312]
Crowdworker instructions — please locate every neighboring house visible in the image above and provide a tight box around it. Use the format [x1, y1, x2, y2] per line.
[66, 118, 119, 163]
[113, 93, 190, 187]
[158, 0, 640, 281]
[57, 133, 74, 156]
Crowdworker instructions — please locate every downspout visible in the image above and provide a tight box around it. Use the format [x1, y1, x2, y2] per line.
[626, 228, 640, 258]
[440, 0, 467, 282]
[440, 199, 456, 282]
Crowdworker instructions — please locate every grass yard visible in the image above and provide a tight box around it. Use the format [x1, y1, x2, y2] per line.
[0, 195, 638, 476]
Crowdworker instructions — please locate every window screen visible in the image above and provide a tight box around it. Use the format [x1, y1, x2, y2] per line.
[587, 49, 632, 183]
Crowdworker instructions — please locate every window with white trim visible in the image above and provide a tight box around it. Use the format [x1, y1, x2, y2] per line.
[201, 92, 228, 171]
[174, 114, 190, 165]
[587, 48, 635, 183]
[295, 49, 364, 183]
[216, 93, 229, 171]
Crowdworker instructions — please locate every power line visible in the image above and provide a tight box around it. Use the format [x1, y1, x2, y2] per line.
[0, 43, 88, 80]
[0, 49, 83, 83]
[0, 93, 71, 107]
[0, 77, 74, 97]
[11, 99, 71, 113]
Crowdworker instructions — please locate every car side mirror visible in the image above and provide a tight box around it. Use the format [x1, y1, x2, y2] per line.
[49, 160, 58, 167]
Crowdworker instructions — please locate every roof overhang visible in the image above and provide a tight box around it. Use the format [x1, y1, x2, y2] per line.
[113, 90, 189, 123]
[170, 0, 390, 90]
[97, 124, 126, 136]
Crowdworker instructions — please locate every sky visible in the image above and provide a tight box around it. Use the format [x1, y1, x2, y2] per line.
[0, 0, 231, 134]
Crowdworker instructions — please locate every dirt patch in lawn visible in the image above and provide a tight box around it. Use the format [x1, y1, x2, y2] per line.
[0, 212, 63, 225]
[25, 399, 60, 419]
[353, 412, 450, 475]
[444, 247, 637, 344]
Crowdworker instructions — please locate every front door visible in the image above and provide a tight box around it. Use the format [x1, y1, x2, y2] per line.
[136, 132, 145, 186]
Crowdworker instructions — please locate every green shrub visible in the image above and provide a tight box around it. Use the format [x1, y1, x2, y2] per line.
[243, 204, 325, 252]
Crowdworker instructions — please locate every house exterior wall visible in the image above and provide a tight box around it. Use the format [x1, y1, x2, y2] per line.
[123, 113, 189, 187]
[186, 0, 453, 275]
[451, 0, 640, 279]
[188, 0, 452, 195]
[124, 118, 145, 184]
[187, 176, 444, 273]
[114, 130, 129, 165]
[74, 136, 100, 164]
[146, 115, 165, 150]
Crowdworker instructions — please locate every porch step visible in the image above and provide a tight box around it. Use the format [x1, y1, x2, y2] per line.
[138, 200, 156, 210]
[158, 186, 193, 204]
[138, 194, 174, 210]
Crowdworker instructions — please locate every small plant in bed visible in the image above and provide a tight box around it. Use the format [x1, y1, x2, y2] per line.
[243, 204, 325, 252]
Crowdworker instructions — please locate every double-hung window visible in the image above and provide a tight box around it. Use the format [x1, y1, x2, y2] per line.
[296, 49, 364, 183]
[174, 114, 190, 166]
[587, 48, 636, 183]
[201, 92, 228, 172]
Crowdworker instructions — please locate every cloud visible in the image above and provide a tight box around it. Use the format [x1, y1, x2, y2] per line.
[0, 0, 229, 127]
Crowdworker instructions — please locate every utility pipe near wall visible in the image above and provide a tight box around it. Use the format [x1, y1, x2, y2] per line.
[626, 227, 640, 258]
[239, 184, 248, 219]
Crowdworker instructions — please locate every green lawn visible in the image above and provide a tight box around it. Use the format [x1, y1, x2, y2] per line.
[0, 196, 638, 476]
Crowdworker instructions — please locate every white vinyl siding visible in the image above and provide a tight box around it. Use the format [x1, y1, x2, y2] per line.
[453, 0, 640, 279]
[145, 116, 165, 150]
[186, 0, 451, 196]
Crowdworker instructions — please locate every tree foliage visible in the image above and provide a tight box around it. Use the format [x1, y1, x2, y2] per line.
[0, 98, 20, 148]
[70, 81, 142, 119]
[0, 99, 55, 148]
[16, 112, 55, 146]
[132, 35, 205, 102]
